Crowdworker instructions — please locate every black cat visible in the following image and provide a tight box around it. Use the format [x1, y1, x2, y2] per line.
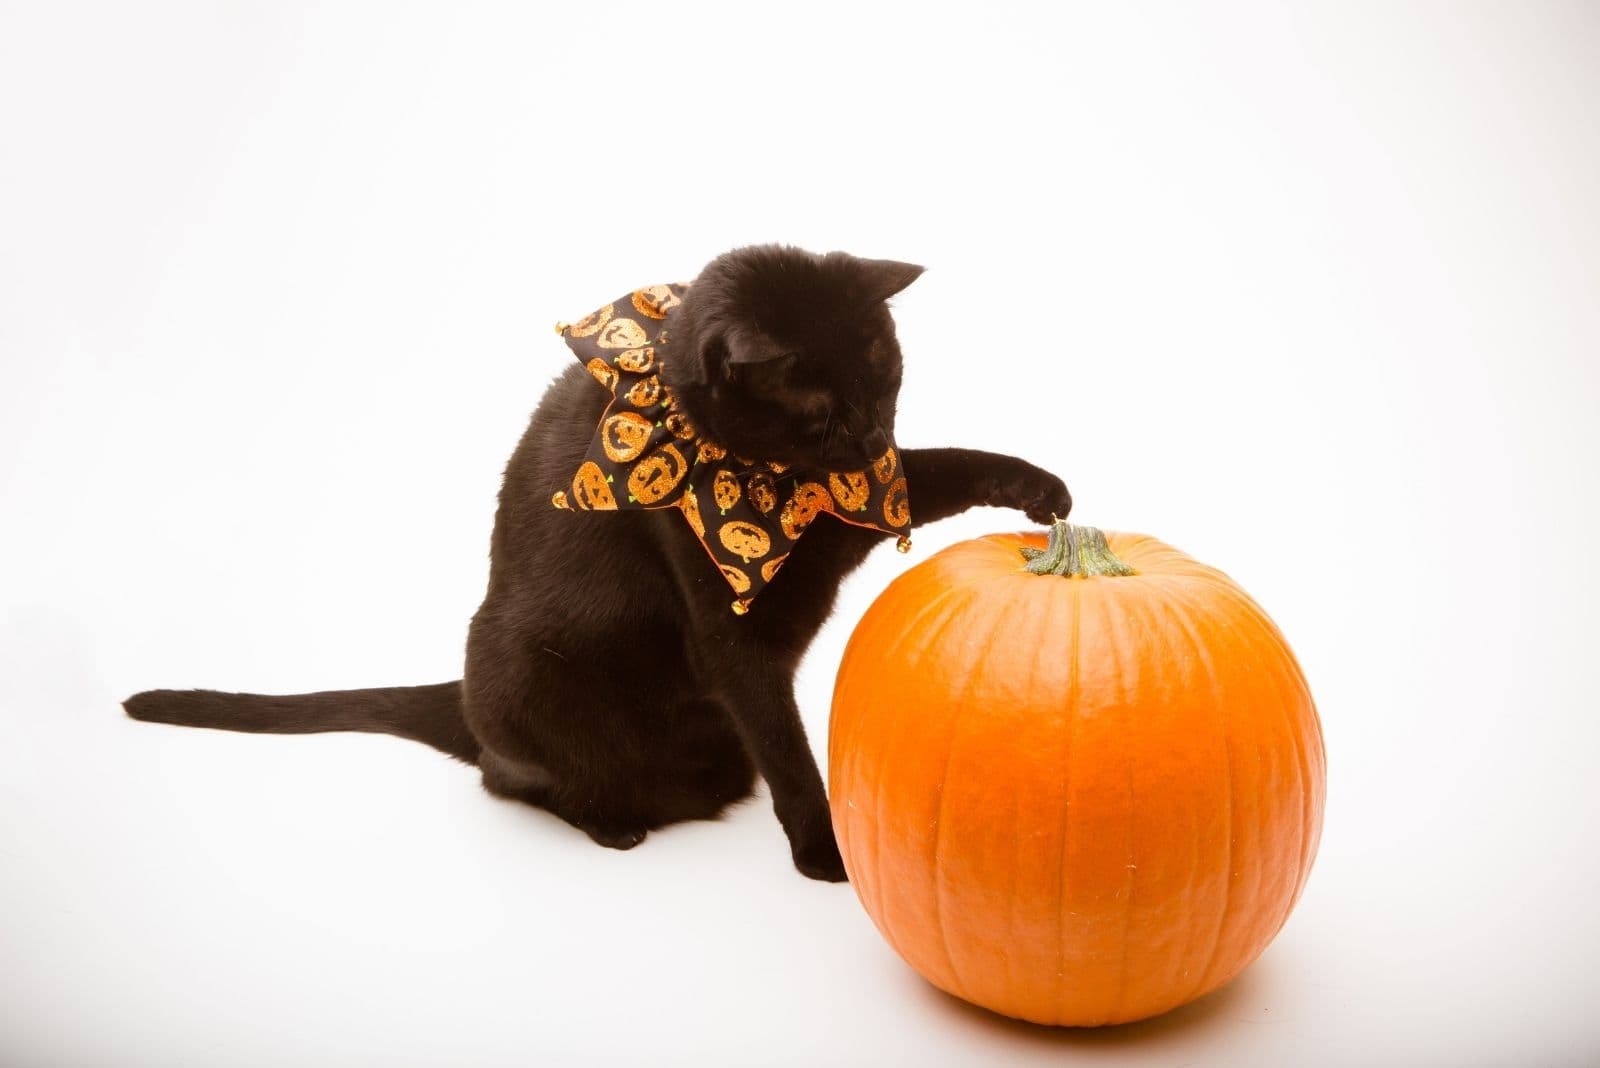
[125, 244, 1072, 882]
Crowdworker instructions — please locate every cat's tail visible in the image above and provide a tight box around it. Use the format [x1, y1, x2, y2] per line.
[123, 682, 481, 765]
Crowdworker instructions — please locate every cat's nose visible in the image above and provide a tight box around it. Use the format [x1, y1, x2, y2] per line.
[862, 427, 889, 457]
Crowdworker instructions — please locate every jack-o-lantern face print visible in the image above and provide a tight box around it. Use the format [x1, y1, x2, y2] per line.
[571, 461, 616, 510]
[665, 411, 697, 441]
[883, 476, 910, 527]
[631, 285, 680, 320]
[719, 564, 751, 594]
[760, 553, 789, 583]
[748, 471, 778, 514]
[601, 411, 653, 463]
[679, 485, 705, 537]
[780, 481, 833, 539]
[872, 447, 898, 485]
[718, 520, 771, 561]
[625, 375, 662, 408]
[628, 443, 689, 504]
[615, 347, 655, 373]
[568, 304, 614, 338]
[698, 440, 726, 463]
[597, 317, 648, 350]
[586, 358, 617, 391]
[712, 470, 742, 512]
[828, 471, 870, 511]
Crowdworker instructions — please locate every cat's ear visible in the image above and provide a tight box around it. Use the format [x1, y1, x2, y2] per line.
[682, 333, 788, 385]
[683, 334, 728, 385]
[856, 258, 925, 303]
[726, 344, 794, 367]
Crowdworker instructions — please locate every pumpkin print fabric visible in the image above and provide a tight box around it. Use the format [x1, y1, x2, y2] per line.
[552, 285, 912, 612]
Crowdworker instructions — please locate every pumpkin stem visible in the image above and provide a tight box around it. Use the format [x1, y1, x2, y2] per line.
[1019, 519, 1137, 578]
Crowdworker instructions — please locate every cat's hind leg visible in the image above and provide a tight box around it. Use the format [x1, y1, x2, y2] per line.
[477, 706, 756, 846]
[660, 698, 759, 820]
[479, 746, 653, 850]
[464, 613, 756, 849]
[464, 616, 666, 850]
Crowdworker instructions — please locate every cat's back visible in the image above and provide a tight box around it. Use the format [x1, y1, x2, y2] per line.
[483, 364, 682, 628]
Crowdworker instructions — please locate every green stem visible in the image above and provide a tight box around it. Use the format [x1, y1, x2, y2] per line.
[1019, 520, 1137, 577]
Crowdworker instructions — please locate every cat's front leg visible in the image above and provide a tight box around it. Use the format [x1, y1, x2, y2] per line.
[900, 446, 1072, 527]
[689, 640, 845, 882]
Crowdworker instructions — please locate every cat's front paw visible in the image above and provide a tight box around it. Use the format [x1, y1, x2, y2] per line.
[988, 463, 1073, 526]
[792, 832, 849, 883]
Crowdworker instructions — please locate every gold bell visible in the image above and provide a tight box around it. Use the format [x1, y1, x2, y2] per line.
[730, 599, 750, 616]
[553, 321, 570, 335]
[896, 536, 912, 554]
[551, 491, 570, 510]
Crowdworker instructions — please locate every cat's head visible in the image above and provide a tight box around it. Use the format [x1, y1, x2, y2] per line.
[662, 245, 923, 469]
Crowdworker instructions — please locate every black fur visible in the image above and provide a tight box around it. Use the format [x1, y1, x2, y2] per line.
[125, 244, 1072, 881]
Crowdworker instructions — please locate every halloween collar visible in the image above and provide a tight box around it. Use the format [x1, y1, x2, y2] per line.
[551, 284, 912, 614]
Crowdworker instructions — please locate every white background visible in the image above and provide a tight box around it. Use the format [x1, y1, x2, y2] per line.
[2, 2, 1596, 1065]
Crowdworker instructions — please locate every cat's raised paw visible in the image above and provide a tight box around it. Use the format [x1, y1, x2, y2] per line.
[992, 465, 1072, 526]
[1023, 472, 1072, 526]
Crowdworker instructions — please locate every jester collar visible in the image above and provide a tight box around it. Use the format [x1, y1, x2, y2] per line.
[551, 284, 912, 613]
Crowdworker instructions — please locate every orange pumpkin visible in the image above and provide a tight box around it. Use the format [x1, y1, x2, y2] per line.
[585, 358, 618, 391]
[627, 444, 688, 504]
[881, 476, 910, 527]
[828, 470, 870, 511]
[625, 375, 662, 408]
[871, 447, 898, 484]
[748, 471, 778, 514]
[712, 470, 742, 512]
[614, 346, 656, 373]
[567, 304, 614, 338]
[631, 285, 680, 319]
[678, 486, 705, 537]
[717, 520, 771, 561]
[569, 461, 616, 511]
[665, 411, 697, 441]
[829, 522, 1325, 1027]
[601, 411, 653, 463]
[760, 553, 788, 582]
[780, 481, 833, 539]
[597, 317, 648, 350]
